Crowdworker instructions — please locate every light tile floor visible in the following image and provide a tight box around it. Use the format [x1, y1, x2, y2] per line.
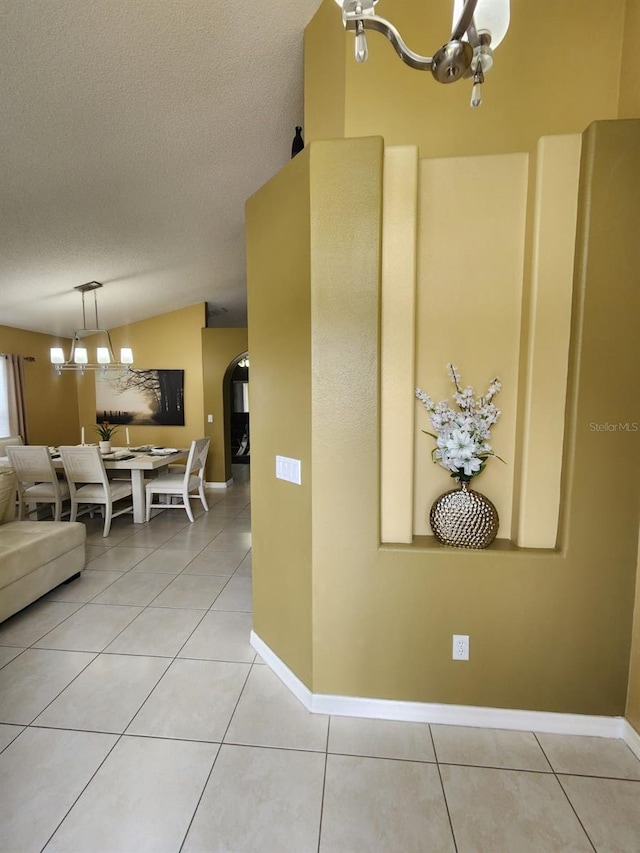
[1, 467, 639, 852]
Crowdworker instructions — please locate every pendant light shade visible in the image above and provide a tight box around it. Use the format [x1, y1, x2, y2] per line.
[453, 0, 510, 49]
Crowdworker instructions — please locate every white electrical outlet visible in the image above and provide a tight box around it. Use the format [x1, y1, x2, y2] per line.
[452, 634, 469, 661]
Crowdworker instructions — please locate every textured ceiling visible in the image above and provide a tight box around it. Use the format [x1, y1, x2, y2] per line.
[0, 0, 323, 336]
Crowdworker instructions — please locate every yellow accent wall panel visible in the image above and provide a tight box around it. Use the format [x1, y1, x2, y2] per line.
[0, 325, 79, 446]
[246, 148, 313, 686]
[413, 153, 528, 538]
[381, 146, 419, 544]
[517, 135, 582, 548]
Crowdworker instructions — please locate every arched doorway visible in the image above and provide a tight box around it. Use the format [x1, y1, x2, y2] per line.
[223, 352, 249, 480]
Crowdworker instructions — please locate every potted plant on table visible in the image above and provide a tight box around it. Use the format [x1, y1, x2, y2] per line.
[94, 422, 119, 454]
[415, 364, 503, 548]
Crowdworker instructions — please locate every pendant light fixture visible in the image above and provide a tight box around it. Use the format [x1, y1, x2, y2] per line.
[50, 282, 134, 374]
[334, 0, 510, 107]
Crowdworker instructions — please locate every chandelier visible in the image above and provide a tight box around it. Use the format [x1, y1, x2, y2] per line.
[50, 282, 134, 374]
[334, 0, 510, 107]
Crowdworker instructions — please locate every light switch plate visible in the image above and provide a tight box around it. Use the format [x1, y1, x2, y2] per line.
[276, 455, 301, 485]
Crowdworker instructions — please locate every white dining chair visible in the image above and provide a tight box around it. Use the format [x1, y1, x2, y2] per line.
[59, 445, 133, 537]
[145, 438, 210, 523]
[6, 445, 70, 522]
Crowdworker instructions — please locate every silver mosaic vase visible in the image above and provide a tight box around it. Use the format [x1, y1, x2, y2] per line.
[430, 480, 498, 549]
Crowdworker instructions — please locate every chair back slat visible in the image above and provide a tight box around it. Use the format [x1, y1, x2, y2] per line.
[59, 446, 109, 489]
[6, 445, 56, 483]
[188, 437, 210, 478]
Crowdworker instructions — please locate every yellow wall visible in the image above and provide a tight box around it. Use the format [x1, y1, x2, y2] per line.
[0, 325, 79, 446]
[307, 0, 626, 159]
[247, 125, 640, 715]
[619, 0, 640, 118]
[246, 148, 314, 685]
[304, 0, 346, 144]
[76, 303, 206, 450]
[201, 327, 249, 484]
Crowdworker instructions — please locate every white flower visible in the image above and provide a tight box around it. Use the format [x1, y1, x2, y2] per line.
[415, 365, 503, 481]
[415, 389, 433, 409]
[459, 456, 482, 477]
[445, 429, 477, 461]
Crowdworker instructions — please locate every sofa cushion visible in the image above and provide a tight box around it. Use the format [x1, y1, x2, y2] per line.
[0, 521, 85, 588]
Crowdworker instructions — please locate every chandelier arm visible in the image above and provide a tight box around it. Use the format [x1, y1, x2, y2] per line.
[343, 0, 481, 73]
[450, 0, 479, 42]
[102, 329, 116, 362]
[464, 17, 481, 49]
[346, 15, 434, 70]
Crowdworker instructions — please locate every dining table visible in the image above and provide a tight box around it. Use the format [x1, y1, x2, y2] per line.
[53, 446, 189, 524]
[0, 446, 188, 524]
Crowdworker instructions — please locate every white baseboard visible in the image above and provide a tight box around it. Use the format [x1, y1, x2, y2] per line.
[251, 631, 313, 708]
[205, 480, 232, 490]
[250, 631, 631, 743]
[622, 720, 640, 760]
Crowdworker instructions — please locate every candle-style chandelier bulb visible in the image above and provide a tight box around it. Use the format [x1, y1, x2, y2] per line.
[470, 80, 482, 107]
[354, 20, 368, 62]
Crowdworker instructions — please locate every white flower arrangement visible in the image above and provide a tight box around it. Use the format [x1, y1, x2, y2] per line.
[415, 364, 503, 483]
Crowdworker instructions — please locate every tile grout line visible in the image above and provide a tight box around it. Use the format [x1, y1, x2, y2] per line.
[177, 655, 256, 852]
[38, 730, 126, 852]
[430, 724, 459, 853]
[17, 651, 100, 731]
[532, 732, 598, 852]
[316, 716, 331, 853]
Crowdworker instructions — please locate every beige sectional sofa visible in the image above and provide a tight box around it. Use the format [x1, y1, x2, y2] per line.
[0, 467, 85, 623]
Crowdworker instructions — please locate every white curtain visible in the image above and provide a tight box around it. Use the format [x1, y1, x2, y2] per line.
[0, 358, 9, 436]
[0, 354, 28, 441]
